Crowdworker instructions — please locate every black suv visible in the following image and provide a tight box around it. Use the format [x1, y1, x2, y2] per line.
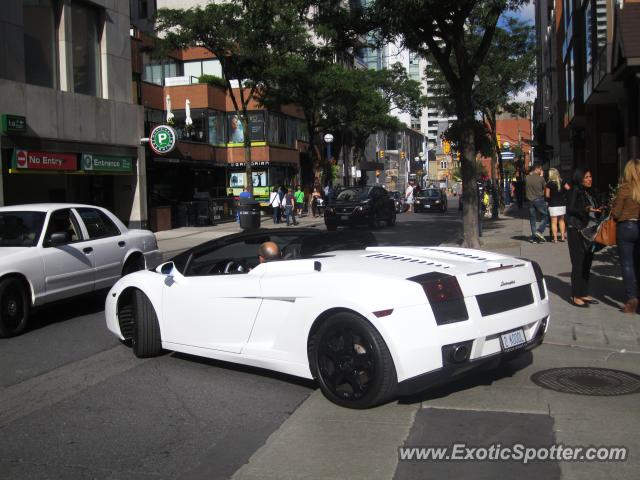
[325, 186, 396, 230]
[415, 188, 448, 212]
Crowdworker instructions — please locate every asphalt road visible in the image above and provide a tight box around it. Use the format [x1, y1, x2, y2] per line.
[0, 204, 463, 480]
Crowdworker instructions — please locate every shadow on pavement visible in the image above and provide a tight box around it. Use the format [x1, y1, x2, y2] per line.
[26, 289, 109, 334]
[170, 351, 318, 390]
[397, 352, 533, 405]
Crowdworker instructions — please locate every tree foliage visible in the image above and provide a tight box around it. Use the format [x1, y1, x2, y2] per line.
[369, 0, 528, 247]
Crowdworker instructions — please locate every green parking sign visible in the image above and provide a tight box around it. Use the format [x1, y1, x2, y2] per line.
[149, 125, 177, 155]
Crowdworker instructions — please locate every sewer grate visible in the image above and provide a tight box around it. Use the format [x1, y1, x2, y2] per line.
[531, 367, 640, 396]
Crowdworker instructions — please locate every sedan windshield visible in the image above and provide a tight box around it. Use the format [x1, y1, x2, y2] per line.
[335, 188, 371, 202]
[0, 212, 46, 247]
[419, 189, 441, 197]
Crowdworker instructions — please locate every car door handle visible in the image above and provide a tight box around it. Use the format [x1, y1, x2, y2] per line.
[83, 247, 93, 254]
[118, 241, 126, 247]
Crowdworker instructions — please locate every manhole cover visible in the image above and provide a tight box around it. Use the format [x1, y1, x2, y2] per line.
[531, 367, 640, 396]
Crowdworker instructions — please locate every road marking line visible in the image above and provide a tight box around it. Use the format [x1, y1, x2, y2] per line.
[0, 345, 145, 427]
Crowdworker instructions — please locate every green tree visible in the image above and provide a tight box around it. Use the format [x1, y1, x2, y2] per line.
[155, 0, 310, 193]
[370, 0, 528, 247]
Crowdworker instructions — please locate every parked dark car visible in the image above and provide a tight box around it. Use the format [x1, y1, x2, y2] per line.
[415, 188, 448, 212]
[324, 186, 396, 230]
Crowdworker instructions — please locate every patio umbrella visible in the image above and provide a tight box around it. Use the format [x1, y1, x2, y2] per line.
[165, 94, 174, 124]
[185, 99, 193, 127]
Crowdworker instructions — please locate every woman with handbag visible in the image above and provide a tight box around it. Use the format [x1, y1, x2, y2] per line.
[566, 168, 602, 307]
[611, 159, 640, 314]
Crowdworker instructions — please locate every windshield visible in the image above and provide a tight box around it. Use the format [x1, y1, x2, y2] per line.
[335, 188, 371, 202]
[0, 211, 46, 247]
[419, 189, 441, 197]
[336, 188, 371, 202]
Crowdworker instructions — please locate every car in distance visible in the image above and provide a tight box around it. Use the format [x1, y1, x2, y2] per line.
[390, 191, 408, 213]
[415, 188, 448, 212]
[324, 186, 396, 230]
[0, 203, 162, 337]
[106, 231, 550, 409]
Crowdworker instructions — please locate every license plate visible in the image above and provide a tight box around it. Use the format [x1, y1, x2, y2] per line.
[499, 328, 526, 351]
[425, 205, 431, 209]
[340, 215, 349, 221]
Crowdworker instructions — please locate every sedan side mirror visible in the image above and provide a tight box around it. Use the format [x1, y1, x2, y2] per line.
[156, 261, 175, 276]
[48, 232, 69, 247]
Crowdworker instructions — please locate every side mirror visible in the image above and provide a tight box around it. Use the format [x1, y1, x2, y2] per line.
[48, 232, 69, 247]
[156, 261, 175, 276]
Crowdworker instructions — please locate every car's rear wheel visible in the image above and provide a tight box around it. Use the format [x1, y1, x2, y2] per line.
[310, 312, 397, 408]
[122, 254, 145, 276]
[132, 289, 162, 358]
[325, 223, 337, 231]
[0, 278, 29, 338]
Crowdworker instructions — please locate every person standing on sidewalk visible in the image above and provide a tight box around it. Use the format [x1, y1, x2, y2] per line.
[566, 168, 602, 307]
[525, 163, 549, 243]
[269, 187, 282, 224]
[405, 182, 415, 213]
[284, 188, 298, 226]
[611, 159, 640, 314]
[545, 168, 568, 243]
[294, 186, 305, 217]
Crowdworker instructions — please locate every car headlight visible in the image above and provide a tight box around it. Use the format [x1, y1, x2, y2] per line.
[434, 200, 440, 203]
[354, 206, 362, 212]
[415, 200, 421, 204]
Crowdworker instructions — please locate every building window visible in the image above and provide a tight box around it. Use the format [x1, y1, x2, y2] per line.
[440, 161, 447, 169]
[70, 1, 102, 96]
[24, 0, 57, 88]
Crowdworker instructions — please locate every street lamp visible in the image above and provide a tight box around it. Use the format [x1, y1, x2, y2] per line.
[323, 133, 334, 162]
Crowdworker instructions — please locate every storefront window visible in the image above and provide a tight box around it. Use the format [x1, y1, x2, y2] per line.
[248, 112, 265, 142]
[71, 1, 102, 96]
[267, 112, 287, 145]
[208, 110, 226, 146]
[24, 0, 57, 88]
[226, 111, 265, 144]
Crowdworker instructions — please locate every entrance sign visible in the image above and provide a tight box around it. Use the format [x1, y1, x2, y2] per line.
[12, 150, 77, 171]
[1, 114, 26, 134]
[149, 125, 177, 155]
[82, 154, 133, 172]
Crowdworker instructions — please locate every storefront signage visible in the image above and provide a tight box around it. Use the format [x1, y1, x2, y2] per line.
[13, 150, 76, 171]
[82, 154, 132, 172]
[149, 125, 177, 155]
[1, 114, 26, 134]
[230, 161, 270, 167]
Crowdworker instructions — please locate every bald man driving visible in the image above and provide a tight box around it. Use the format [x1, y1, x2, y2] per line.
[258, 241, 281, 263]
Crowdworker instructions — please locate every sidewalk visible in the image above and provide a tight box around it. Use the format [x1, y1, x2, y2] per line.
[154, 213, 325, 260]
[473, 204, 640, 353]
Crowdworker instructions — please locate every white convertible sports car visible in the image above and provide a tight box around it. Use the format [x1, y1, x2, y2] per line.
[106, 229, 549, 409]
[0, 203, 161, 337]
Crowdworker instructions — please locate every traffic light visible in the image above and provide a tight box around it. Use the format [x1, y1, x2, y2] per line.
[443, 141, 450, 154]
[497, 134, 502, 149]
[379, 149, 385, 159]
[400, 151, 405, 159]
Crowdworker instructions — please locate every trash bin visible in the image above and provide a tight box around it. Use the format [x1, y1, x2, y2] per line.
[238, 200, 261, 229]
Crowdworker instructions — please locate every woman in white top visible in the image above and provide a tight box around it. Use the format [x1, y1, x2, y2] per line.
[405, 183, 415, 212]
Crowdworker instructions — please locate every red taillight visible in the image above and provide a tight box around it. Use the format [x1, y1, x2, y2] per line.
[421, 275, 464, 302]
[409, 272, 468, 325]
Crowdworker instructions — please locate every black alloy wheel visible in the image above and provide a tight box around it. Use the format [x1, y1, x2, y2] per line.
[310, 313, 397, 408]
[0, 278, 29, 338]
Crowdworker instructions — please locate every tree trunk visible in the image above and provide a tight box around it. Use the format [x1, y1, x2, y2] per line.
[458, 105, 480, 249]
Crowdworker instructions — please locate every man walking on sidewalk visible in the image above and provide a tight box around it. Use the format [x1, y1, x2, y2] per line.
[525, 162, 549, 243]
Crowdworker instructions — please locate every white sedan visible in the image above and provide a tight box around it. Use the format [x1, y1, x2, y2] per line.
[105, 230, 549, 409]
[0, 203, 161, 337]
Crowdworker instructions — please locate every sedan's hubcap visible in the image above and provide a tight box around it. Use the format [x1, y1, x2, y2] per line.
[6, 299, 18, 317]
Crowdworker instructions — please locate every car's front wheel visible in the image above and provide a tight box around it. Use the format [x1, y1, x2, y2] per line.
[387, 210, 396, 226]
[132, 289, 162, 358]
[325, 222, 337, 231]
[0, 278, 29, 338]
[309, 312, 397, 408]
